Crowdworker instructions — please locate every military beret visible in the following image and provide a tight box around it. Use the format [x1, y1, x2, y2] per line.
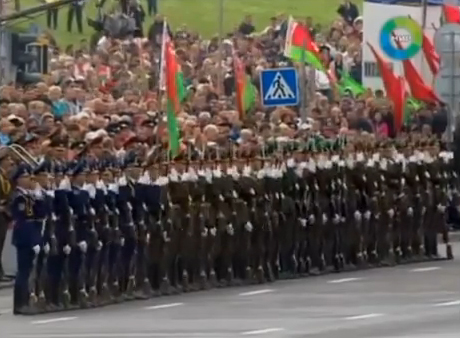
[49, 137, 68, 148]
[33, 160, 51, 175]
[11, 163, 31, 183]
[68, 160, 87, 177]
[141, 118, 157, 128]
[119, 121, 132, 130]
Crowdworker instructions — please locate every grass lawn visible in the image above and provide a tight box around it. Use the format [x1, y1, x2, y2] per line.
[8, 0, 363, 47]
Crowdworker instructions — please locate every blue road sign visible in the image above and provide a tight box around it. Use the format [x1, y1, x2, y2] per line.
[260, 67, 299, 107]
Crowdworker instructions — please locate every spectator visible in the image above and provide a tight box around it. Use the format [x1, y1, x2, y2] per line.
[337, 0, 360, 26]
[239, 15, 256, 36]
[374, 111, 389, 138]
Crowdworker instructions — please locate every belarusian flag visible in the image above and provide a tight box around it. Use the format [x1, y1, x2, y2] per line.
[233, 52, 256, 120]
[165, 41, 186, 157]
[338, 71, 365, 97]
[284, 16, 324, 71]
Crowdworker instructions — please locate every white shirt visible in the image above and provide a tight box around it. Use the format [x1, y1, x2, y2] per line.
[315, 69, 330, 90]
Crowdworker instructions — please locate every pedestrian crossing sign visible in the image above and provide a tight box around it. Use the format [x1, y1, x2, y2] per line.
[260, 67, 299, 107]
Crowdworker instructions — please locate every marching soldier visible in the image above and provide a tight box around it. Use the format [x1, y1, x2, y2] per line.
[11, 164, 41, 315]
[8, 130, 457, 315]
[67, 160, 91, 307]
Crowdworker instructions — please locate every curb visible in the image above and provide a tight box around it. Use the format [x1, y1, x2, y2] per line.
[0, 281, 13, 290]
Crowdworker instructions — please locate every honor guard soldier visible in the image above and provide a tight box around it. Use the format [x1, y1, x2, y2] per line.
[67, 160, 91, 307]
[12, 164, 41, 315]
[31, 161, 53, 311]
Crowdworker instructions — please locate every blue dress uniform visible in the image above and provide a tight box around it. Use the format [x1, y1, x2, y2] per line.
[66, 161, 91, 305]
[31, 161, 53, 308]
[11, 165, 41, 315]
[51, 162, 73, 307]
[104, 160, 123, 296]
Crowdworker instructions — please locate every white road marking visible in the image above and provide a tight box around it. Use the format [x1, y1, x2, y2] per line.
[410, 267, 441, 272]
[327, 277, 362, 284]
[433, 300, 460, 307]
[241, 328, 285, 335]
[344, 313, 384, 321]
[144, 302, 184, 310]
[239, 289, 274, 297]
[31, 317, 78, 325]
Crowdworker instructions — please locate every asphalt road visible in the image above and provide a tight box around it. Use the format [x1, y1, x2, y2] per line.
[0, 243, 459, 338]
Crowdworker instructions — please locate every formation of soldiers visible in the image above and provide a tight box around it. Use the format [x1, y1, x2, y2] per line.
[5, 132, 456, 315]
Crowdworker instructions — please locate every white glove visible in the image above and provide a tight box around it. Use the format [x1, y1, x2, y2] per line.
[299, 218, 307, 227]
[32, 245, 40, 255]
[333, 214, 340, 224]
[322, 213, 328, 224]
[354, 211, 362, 221]
[226, 224, 234, 235]
[209, 227, 217, 236]
[201, 228, 208, 237]
[437, 204, 445, 213]
[162, 231, 170, 243]
[364, 210, 371, 220]
[245, 221, 253, 232]
[407, 207, 413, 216]
[388, 209, 395, 218]
[96, 241, 103, 251]
[78, 241, 88, 253]
[120, 237, 125, 246]
[308, 214, 315, 224]
[43, 243, 50, 254]
[63, 245, 71, 255]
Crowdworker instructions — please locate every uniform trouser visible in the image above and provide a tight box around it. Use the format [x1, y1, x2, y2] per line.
[69, 248, 85, 303]
[14, 247, 34, 311]
[47, 9, 58, 29]
[67, 6, 83, 33]
[47, 254, 62, 305]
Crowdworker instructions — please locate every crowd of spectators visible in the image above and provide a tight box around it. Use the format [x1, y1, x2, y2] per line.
[0, 0, 450, 155]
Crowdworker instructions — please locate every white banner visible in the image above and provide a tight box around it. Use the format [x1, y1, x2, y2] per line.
[363, 1, 442, 90]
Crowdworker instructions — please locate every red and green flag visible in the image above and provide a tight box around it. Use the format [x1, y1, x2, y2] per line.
[165, 41, 186, 158]
[284, 16, 325, 71]
[337, 71, 365, 97]
[233, 52, 257, 120]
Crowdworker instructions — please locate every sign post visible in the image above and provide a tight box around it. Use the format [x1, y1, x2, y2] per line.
[434, 23, 460, 143]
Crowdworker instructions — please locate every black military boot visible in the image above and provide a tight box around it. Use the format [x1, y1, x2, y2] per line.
[159, 276, 174, 295]
[446, 244, 454, 260]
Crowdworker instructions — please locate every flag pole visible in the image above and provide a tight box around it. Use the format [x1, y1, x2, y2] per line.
[300, 19, 308, 123]
[158, 20, 168, 115]
[217, 0, 225, 96]
[300, 18, 308, 123]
